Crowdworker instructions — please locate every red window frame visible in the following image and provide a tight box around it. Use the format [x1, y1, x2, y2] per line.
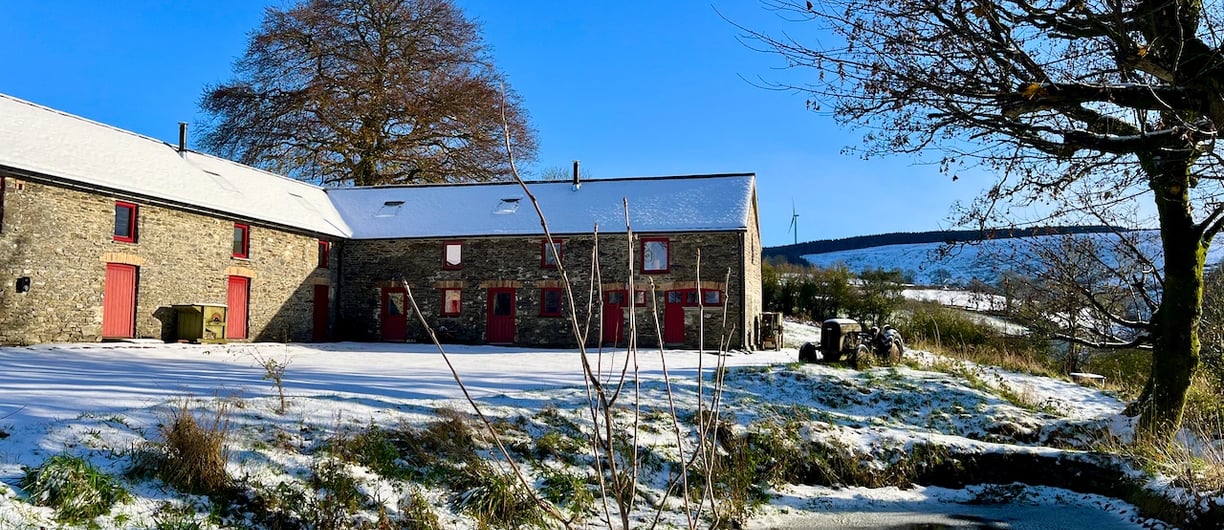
[113, 201, 138, 243]
[702, 289, 723, 306]
[441, 288, 462, 316]
[232, 223, 250, 258]
[540, 288, 564, 317]
[541, 239, 564, 269]
[317, 240, 331, 269]
[443, 240, 463, 270]
[641, 237, 670, 274]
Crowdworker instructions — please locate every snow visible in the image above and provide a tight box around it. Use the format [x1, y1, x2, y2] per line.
[326, 174, 756, 239]
[0, 93, 351, 238]
[801, 231, 1224, 287]
[0, 322, 1209, 528]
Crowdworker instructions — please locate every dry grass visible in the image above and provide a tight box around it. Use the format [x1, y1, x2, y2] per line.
[157, 400, 232, 495]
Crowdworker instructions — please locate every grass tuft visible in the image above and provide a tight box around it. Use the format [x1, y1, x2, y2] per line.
[20, 454, 130, 524]
[156, 401, 232, 495]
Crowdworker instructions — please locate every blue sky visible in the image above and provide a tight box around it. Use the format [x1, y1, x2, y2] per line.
[0, 1, 987, 247]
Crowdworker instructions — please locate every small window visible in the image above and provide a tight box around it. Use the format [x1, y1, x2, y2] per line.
[375, 200, 405, 218]
[703, 289, 722, 305]
[114, 201, 137, 243]
[607, 291, 626, 305]
[541, 240, 563, 268]
[494, 197, 522, 214]
[541, 288, 563, 317]
[233, 223, 250, 258]
[641, 238, 669, 273]
[634, 290, 646, 305]
[317, 240, 331, 268]
[441, 288, 462, 316]
[443, 241, 462, 269]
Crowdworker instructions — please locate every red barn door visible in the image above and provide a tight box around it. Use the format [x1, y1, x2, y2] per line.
[102, 263, 137, 338]
[381, 287, 408, 341]
[227, 276, 250, 340]
[312, 284, 329, 341]
[486, 288, 516, 344]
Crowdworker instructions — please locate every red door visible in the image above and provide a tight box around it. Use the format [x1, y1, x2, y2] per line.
[312, 284, 329, 342]
[663, 290, 686, 344]
[227, 276, 250, 340]
[102, 263, 137, 338]
[602, 291, 625, 345]
[486, 288, 516, 343]
[381, 287, 408, 341]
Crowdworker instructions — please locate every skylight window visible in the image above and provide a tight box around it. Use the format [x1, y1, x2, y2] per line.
[375, 200, 405, 218]
[493, 197, 522, 214]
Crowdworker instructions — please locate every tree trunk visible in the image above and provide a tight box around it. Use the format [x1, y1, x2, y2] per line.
[1136, 159, 1204, 442]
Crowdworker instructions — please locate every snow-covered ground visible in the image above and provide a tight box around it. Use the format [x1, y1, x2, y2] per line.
[0, 323, 1209, 528]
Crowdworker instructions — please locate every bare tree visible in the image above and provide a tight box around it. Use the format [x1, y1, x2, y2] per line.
[744, 0, 1224, 441]
[199, 0, 537, 186]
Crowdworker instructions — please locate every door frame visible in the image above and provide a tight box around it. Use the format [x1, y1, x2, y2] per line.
[102, 263, 138, 339]
[380, 287, 408, 341]
[485, 288, 517, 344]
[226, 275, 251, 340]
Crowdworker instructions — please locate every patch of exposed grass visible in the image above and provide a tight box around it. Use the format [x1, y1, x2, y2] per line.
[452, 460, 544, 529]
[20, 454, 131, 524]
[154, 401, 232, 495]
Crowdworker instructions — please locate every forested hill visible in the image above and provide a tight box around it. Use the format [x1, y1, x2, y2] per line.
[763, 225, 1125, 263]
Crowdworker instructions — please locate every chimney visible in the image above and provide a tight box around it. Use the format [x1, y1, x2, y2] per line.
[178, 122, 188, 154]
[571, 159, 581, 190]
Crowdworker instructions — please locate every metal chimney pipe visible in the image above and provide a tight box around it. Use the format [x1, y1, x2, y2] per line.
[572, 160, 580, 186]
[178, 122, 188, 153]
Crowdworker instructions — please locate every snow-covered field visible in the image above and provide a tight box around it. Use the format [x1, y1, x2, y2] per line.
[0, 323, 1211, 528]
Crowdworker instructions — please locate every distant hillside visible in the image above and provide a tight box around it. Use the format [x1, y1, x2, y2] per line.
[763, 225, 1124, 264]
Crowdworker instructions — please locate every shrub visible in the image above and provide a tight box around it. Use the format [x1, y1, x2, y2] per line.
[453, 460, 544, 529]
[20, 454, 130, 524]
[329, 424, 408, 479]
[310, 458, 367, 530]
[394, 487, 442, 530]
[539, 468, 595, 519]
[156, 401, 231, 495]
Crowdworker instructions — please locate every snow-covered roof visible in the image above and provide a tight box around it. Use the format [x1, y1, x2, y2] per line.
[326, 174, 756, 239]
[0, 92, 755, 241]
[0, 94, 351, 238]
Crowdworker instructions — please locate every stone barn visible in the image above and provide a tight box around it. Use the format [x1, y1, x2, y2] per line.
[0, 93, 763, 349]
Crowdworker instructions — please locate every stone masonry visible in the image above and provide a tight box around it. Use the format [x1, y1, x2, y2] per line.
[0, 174, 337, 344]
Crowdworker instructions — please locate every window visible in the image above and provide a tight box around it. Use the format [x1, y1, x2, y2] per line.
[317, 240, 331, 268]
[443, 241, 462, 269]
[703, 289, 723, 305]
[641, 238, 669, 273]
[441, 289, 462, 316]
[113, 201, 137, 243]
[232, 223, 250, 258]
[540, 288, 563, 317]
[541, 240, 563, 268]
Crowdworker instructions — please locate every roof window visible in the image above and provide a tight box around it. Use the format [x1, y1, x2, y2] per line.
[494, 197, 522, 215]
[375, 200, 405, 218]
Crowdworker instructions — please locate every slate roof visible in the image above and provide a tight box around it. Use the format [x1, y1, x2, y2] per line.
[0, 93, 756, 240]
[0, 94, 350, 238]
[326, 174, 756, 239]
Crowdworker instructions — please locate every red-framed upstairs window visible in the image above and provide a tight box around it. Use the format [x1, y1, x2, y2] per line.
[113, 201, 138, 243]
[541, 239, 563, 268]
[641, 237, 670, 273]
[232, 223, 250, 258]
[443, 241, 463, 269]
[441, 288, 462, 316]
[317, 240, 331, 269]
[540, 288, 564, 317]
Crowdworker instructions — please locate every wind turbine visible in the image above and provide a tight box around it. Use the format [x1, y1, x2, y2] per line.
[788, 201, 799, 245]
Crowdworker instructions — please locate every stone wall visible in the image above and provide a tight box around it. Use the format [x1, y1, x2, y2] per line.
[0, 174, 337, 344]
[338, 230, 754, 349]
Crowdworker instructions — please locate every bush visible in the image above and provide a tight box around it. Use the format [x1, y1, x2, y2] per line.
[453, 460, 544, 529]
[20, 454, 130, 523]
[156, 401, 232, 495]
